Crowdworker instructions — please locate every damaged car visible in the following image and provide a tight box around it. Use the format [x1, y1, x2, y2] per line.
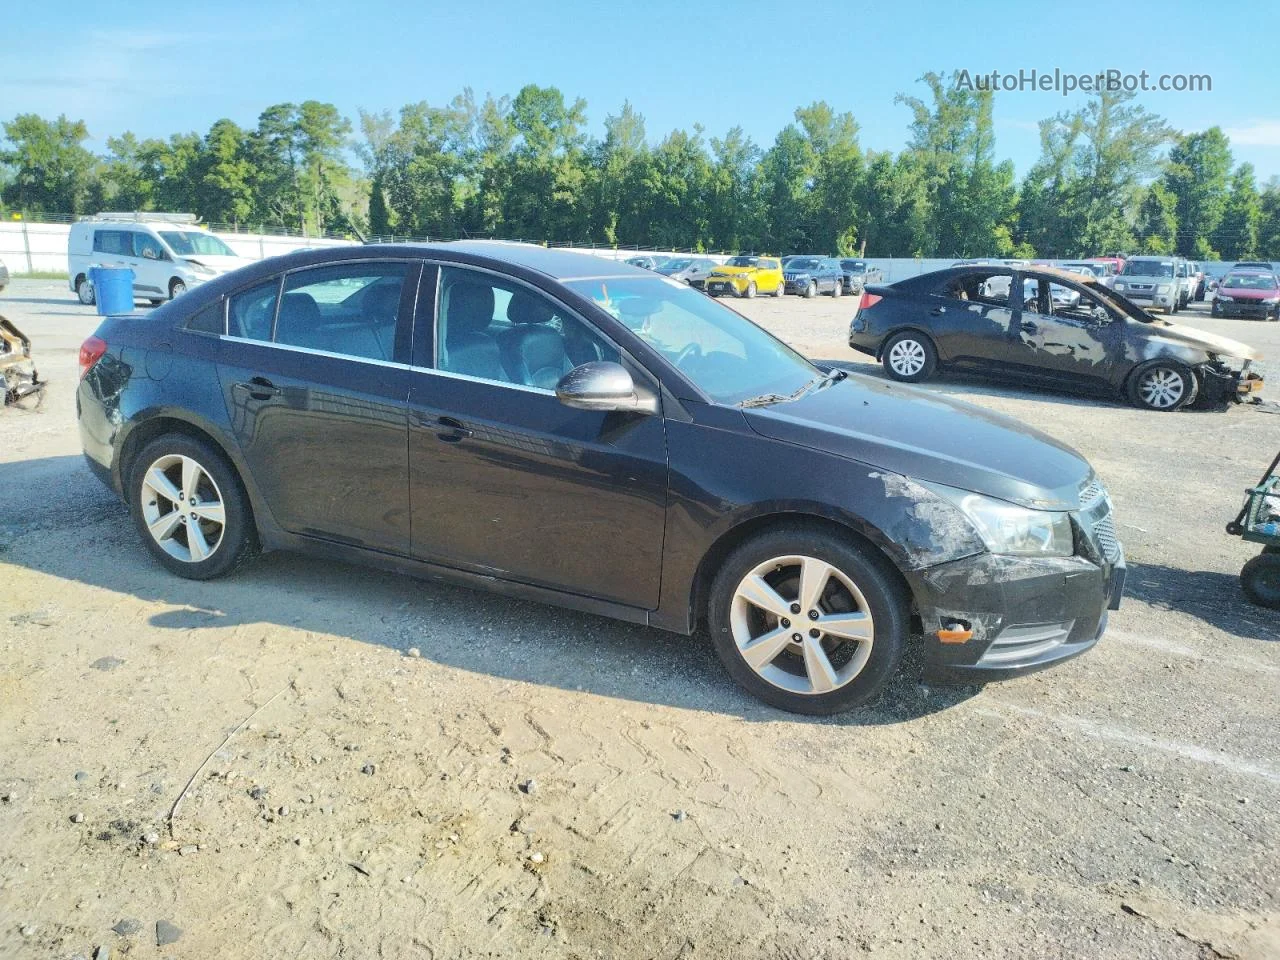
[79, 243, 1123, 715]
[849, 264, 1264, 411]
[1, 317, 45, 407]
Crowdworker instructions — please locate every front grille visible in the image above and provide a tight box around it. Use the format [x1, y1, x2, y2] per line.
[1079, 477, 1104, 508]
[979, 621, 1075, 665]
[1093, 512, 1121, 562]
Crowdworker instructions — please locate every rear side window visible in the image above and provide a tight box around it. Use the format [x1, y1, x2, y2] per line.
[228, 279, 280, 342]
[276, 262, 409, 362]
[93, 230, 132, 255]
[186, 303, 225, 335]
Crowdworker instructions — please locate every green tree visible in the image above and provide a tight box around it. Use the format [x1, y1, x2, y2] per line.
[1134, 182, 1178, 253]
[796, 102, 864, 255]
[0, 113, 98, 214]
[1162, 128, 1231, 258]
[99, 132, 154, 211]
[368, 174, 392, 235]
[500, 85, 591, 242]
[1259, 178, 1280, 261]
[1212, 163, 1262, 260]
[197, 119, 254, 225]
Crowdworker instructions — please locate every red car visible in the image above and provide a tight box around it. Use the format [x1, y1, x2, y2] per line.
[1212, 271, 1280, 321]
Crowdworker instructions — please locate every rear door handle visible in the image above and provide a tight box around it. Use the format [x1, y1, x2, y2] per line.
[930, 307, 946, 316]
[236, 376, 281, 400]
[433, 416, 473, 442]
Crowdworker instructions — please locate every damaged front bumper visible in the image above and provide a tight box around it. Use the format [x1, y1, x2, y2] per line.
[907, 548, 1125, 682]
[1197, 358, 1265, 404]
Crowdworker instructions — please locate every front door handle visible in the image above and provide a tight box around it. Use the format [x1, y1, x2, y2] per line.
[236, 376, 281, 400]
[434, 416, 473, 442]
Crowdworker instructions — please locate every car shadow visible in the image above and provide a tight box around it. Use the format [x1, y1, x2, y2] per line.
[1123, 560, 1279, 643]
[0, 455, 977, 727]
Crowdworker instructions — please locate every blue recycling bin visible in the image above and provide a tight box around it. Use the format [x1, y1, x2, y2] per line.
[88, 266, 136, 316]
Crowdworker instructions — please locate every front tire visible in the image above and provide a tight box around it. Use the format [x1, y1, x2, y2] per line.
[76, 276, 95, 305]
[1241, 554, 1280, 609]
[128, 434, 257, 580]
[881, 331, 938, 382]
[831, 280, 842, 298]
[1127, 360, 1197, 411]
[804, 281, 817, 299]
[707, 527, 907, 715]
[743, 281, 757, 299]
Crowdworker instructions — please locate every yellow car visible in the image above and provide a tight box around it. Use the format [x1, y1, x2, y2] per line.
[704, 255, 785, 298]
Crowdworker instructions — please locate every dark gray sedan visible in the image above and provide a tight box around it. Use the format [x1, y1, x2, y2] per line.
[656, 256, 717, 289]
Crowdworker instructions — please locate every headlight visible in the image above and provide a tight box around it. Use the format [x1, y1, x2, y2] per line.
[923, 483, 1074, 557]
[1114, 282, 1126, 290]
[1217, 294, 1233, 302]
[1262, 297, 1279, 305]
[1156, 284, 1171, 293]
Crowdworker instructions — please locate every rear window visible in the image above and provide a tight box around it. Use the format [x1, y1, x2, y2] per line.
[228, 279, 280, 341]
[185, 302, 225, 335]
[92, 230, 132, 256]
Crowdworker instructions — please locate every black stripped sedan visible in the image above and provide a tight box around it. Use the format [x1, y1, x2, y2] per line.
[850, 264, 1265, 411]
[80, 242, 1125, 714]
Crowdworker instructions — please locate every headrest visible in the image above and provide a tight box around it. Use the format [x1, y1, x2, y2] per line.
[362, 282, 401, 321]
[507, 291, 555, 325]
[277, 292, 320, 332]
[445, 283, 495, 337]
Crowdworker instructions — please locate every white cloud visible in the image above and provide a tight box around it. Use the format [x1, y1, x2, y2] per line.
[1223, 120, 1280, 147]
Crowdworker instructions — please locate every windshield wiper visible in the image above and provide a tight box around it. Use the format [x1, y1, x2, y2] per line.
[738, 369, 847, 409]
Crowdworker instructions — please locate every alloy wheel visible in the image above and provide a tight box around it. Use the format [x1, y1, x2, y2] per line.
[1138, 367, 1185, 409]
[140, 454, 226, 562]
[887, 338, 927, 377]
[729, 554, 874, 695]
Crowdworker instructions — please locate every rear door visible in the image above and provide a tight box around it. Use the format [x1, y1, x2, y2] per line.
[922, 269, 1017, 370]
[405, 264, 669, 609]
[216, 259, 419, 555]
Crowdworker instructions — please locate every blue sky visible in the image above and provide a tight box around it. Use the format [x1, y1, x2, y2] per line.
[6, 0, 1279, 181]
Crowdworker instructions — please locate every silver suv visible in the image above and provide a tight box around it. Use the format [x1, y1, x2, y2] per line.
[1114, 256, 1179, 313]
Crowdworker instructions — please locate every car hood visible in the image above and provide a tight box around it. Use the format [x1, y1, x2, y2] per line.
[182, 255, 242, 274]
[1142, 319, 1263, 360]
[1218, 287, 1277, 301]
[742, 374, 1093, 510]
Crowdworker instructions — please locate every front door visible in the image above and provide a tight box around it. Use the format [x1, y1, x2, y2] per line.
[216, 260, 419, 554]
[930, 268, 1017, 371]
[407, 264, 669, 609]
[1008, 276, 1117, 388]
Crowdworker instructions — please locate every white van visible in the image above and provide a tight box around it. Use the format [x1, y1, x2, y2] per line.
[68, 213, 243, 306]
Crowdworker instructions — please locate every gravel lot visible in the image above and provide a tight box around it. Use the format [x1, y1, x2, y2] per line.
[1, 278, 1277, 959]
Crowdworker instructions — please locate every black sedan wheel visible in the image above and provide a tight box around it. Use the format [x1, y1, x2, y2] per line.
[707, 526, 907, 715]
[1241, 554, 1280, 609]
[881, 331, 938, 382]
[1127, 361, 1197, 412]
[129, 435, 257, 579]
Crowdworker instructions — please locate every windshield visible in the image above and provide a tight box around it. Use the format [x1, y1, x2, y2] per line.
[788, 258, 821, 271]
[160, 231, 236, 257]
[566, 276, 818, 404]
[1223, 273, 1279, 290]
[841, 260, 866, 270]
[724, 256, 759, 267]
[658, 258, 693, 272]
[1122, 260, 1174, 278]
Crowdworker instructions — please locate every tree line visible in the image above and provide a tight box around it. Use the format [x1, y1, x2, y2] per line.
[3, 74, 1279, 261]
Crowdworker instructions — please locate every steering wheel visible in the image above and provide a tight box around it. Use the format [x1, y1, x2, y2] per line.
[673, 343, 703, 369]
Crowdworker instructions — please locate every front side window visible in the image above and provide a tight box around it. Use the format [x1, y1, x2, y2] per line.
[276, 262, 408, 362]
[228, 279, 280, 342]
[944, 269, 1012, 306]
[567, 276, 817, 405]
[133, 232, 166, 260]
[437, 267, 619, 389]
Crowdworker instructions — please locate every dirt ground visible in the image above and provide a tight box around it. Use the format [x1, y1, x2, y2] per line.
[1, 278, 1277, 960]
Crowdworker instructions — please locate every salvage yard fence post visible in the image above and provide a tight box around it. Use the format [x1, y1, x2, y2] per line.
[22, 219, 33, 273]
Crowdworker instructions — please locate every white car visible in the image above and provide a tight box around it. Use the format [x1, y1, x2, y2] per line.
[68, 214, 242, 306]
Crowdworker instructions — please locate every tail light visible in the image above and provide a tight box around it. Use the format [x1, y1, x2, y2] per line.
[79, 336, 107, 379]
[859, 292, 882, 310]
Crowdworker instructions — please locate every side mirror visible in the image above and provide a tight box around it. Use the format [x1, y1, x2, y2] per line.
[555, 361, 658, 415]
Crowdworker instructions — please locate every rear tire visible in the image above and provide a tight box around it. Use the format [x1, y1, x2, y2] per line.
[881, 331, 938, 383]
[76, 276, 95, 305]
[1241, 554, 1280, 609]
[773, 281, 784, 298]
[706, 526, 908, 715]
[1127, 360, 1197, 411]
[169, 279, 187, 300]
[128, 434, 257, 580]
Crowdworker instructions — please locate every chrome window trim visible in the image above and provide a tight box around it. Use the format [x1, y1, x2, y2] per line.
[414, 365, 557, 397]
[219, 334, 413, 371]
